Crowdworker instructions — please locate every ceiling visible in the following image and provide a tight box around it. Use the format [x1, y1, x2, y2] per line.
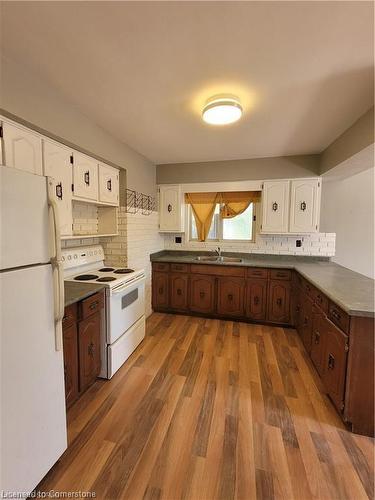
[1, 1, 374, 164]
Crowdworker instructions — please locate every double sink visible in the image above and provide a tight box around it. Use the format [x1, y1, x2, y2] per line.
[195, 255, 242, 263]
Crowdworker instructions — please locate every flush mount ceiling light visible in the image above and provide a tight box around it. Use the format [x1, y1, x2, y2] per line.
[202, 95, 243, 125]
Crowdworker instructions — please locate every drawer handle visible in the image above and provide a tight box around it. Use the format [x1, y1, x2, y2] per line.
[328, 353, 335, 370]
[254, 296, 260, 305]
[177, 289, 182, 296]
[88, 342, 95, 357]
[276, 298, 282, 307]
[272, 202, 278, 212]
[300, 201, 307, 211]
[276, 272, 286, 278]
[89, 301, 99, 310]
[331, 309, 341, 320]
[56, 182, 63, 200]
[107, 179, 112, 191]
[175, 265, 183, 270]
[314, 331, 320, 344]
[84, 171, 90, 186]
[228, 294, 233, 301]
[158, 287, 164, 294]
[252, 271, 262, 276]
[200, 291, 205, 298]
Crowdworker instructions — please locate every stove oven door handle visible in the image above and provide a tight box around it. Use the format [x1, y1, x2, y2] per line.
[111, 275, 146, 295]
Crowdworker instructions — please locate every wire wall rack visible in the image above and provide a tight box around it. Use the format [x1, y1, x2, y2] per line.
[125, 189, 157, 215]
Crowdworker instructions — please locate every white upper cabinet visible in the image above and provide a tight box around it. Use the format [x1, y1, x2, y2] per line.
[98, 163, 119, 206]
[158, 184, 184, 232]
[261, 180, 290, 233]
[289, 179, 321, 233]
[72, 152, 98, 201]
[43, 139, 73, 236]
[2, 120, 43, 175]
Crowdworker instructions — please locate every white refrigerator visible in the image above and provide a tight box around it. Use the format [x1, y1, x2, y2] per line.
[0, 166, 67, 493]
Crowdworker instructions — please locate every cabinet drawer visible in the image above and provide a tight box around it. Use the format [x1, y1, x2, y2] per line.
[304, 280, 315, 298]
[270, 269, 291, 281]
[247, 267, 268, 279]
[190, 264, 245, 277]
[80, 292, 104, 320]
[313, 288, 329, 314]
[328, 302, 350, 334]
[152, 262, 170, 272]
[170, 263, 189, 273]
[63, 303, 77, 329]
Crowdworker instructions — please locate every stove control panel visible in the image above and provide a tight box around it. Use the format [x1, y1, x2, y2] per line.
[62, 245, 104, 269]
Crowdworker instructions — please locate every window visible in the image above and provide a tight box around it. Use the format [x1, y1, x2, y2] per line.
[190, 203, 255, 241]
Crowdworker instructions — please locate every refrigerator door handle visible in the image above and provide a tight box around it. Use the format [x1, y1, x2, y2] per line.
[47, 178, 65, 351]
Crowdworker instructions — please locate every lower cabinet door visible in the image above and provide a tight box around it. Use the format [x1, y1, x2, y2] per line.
[190, 275, 216, 314]
[300, 295, 313, 353]
[245, 279, 267, 321]
[267, 280, 291, 323]
[310, 307, 326, 376]
[217, 277, 245, 317]
[170, 273, 189, 311]
[152, 272, 169, 310]
[62, 322, 79, 408]
[78, 312, 101, 393]
[322, 317, 348, 411]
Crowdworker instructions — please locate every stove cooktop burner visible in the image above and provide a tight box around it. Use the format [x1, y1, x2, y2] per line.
[98, 267, 115, 272]
[113, 268, 134, 274]
[74, 274, 99, 281]
[96, 276, 117, 282]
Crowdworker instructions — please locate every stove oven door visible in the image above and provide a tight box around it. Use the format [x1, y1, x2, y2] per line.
[107, 276, 145, 344]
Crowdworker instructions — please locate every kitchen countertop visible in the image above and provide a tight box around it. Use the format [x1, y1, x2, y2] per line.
[64, 281, 106, 307]
[150, 251, 375, 318]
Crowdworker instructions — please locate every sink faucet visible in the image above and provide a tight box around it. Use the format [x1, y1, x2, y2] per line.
[214, 246, 222, 257]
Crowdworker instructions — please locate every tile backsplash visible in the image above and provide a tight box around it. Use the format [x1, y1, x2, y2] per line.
[163, 232, 336, 257]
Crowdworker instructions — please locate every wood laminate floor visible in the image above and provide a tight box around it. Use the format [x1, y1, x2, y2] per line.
[38, 313, 374, 500]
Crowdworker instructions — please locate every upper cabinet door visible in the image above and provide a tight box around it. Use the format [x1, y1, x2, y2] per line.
[72, 152, 98, 201]
[289, 179, 320, 233]
[261, 180, 290, 233]
[98, 163, 119, 206]
[43, 139, 73, 236]
[159, 184, 184, 232]
[2, 121, 43, 175]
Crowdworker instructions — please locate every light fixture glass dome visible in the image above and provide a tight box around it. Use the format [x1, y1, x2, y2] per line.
[202, 95, 243, 125]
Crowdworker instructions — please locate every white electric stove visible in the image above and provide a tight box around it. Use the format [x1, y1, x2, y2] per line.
[63, 245, 146, 378]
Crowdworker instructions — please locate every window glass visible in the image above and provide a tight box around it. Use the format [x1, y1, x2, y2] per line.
[223, 203, 253, 240]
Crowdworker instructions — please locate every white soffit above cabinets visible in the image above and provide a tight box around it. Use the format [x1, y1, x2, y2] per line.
[1, 1, 374, 164]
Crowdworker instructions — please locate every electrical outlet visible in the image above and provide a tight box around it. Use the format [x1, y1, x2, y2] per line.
[175, 236, 182, 244]
[296, 240, 302, 247]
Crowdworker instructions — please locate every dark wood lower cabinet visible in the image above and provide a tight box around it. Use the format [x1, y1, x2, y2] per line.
[170, 273, 189, 311]
[190, 275, 215, 314]
[62, 322, 79, 408]
[152, 272, 169, 310]
[267, 280, 290, 323]
[245, 278, 267, 321]
[217, 277, 245, 317]
[310, 306, 325, 377]
[78, 312, 101, 393]
[321, 317, 349, 412]
[300, 295, 313, 354]
[62, 291, 103, 408]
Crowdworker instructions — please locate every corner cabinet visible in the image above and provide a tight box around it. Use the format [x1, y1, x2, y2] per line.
[261, 178, 321, 234]
[43, 139, 73, 236]
[158, 184, 184, 232]
[1, 120, 43, 175]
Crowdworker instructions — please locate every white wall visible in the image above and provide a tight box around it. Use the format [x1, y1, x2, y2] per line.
[320, 166, 374, 278]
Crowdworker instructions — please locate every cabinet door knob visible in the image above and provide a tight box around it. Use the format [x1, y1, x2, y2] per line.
[84, 171, 90, 186]
[300, 201, 307, 211]
[158, 287, 164, 294]
[199, 291, 205, 298]
[177, 289, 182, 296]
[89, 301, 99, 310]
[254, 296, 260, 305]
[107, 179, 112, 191]
[167, 204, 173, 212]
[272, 202, 278, 212]
[314, 331, 320, 344]
[228, 294, 233, 301]
[88, 342, 95, 356]
[276, 298, 282, 307]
